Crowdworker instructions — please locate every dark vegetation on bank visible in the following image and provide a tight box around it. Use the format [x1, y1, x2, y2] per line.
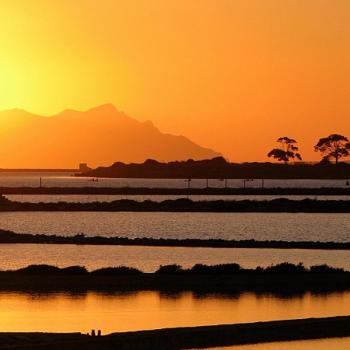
[11, 262, 347, 274]
[2, 187, 350, 195]
[78, 157, 350, 179]
[1, 196, 350, 212]
[1, 262, 350, 293]
[2, 229, 350, 250]
[4, 316, 350, 350]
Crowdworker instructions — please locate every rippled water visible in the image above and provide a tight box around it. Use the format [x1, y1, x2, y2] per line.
[0, 290, 349, 333]
[0, 211, 349, 242]
[0, 172, 349, 188]
[0, 244, 350, 271]
[1, 173, 349, 340]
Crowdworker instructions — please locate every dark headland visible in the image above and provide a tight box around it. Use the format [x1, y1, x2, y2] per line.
[77, 157, 350, 179]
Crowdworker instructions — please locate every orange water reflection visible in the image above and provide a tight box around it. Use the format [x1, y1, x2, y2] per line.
[208, 337, 350, 349]
[0, 291, 350, 334]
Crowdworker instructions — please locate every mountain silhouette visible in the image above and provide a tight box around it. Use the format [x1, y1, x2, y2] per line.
[0, 104, 220, 168]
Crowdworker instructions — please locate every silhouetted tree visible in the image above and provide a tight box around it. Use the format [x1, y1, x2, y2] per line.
[267, 137, 302, 163]
[314, 134, 350, 164]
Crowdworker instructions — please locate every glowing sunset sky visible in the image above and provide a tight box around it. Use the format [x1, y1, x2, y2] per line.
[0, 0, 349, 162]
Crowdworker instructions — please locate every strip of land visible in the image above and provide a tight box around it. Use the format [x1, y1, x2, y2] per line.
[1, 186, 350, 195]
[2, 316, 350, 349]
[0, 263, 349, 293]
[78, 157, 350, 179]
[101, 316, 350, 349]
[1, 197, 350, 212]
[1, 229, 350, 250]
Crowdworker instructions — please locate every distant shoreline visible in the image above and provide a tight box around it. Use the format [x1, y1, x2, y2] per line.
[1, 229, 350, 250]
[78, 157, 350, 179]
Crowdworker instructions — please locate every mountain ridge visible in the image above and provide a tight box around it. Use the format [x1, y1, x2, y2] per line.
[0, 104, 220, 168]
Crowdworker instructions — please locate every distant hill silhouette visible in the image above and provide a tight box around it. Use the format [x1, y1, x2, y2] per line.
[81, 157, 350, 179]
[0, 104, 220, 168]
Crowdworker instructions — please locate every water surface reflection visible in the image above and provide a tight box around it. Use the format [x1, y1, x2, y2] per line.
[207, 337, 350, 349]
[0, 244, 349, 271]
[1, 290, 350, 334]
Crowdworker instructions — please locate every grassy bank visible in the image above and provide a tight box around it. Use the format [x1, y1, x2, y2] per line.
[0, 262, 349, 293]
[1, 197, 350, 212]
[1, 229, 350, 250]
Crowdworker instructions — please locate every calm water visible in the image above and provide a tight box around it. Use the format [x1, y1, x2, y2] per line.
[1, 174, 350, 341]
[6, 194, 350, 203]
[0, 244, 350, 271]
[206, 337, 350, 349]
[1, 290, 350, 333]
[2, 174, 350, 341]
[0, 172, 349, 188]
[0, 212, 349, 242]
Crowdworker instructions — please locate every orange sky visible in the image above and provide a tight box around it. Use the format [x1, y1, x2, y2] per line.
[0, 0, 349, 162]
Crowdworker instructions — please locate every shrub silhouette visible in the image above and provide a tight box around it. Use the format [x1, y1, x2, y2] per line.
[91, 266, 142, 275]
[61, 266, 88, 275]
[156, 264, 184, 274]
[190, 263, 241, 274]
[310, 264, 344, 274]
[16, 264, 62, 275]
[264, 263, 306, 274]
[16, 265, 88, 275]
